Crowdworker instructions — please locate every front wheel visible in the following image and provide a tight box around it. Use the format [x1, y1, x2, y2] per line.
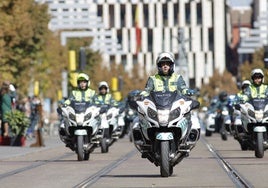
[255, 132, 264, 158]
[77, 135, 84, 161]
[101, 137, 109, 153]
[160, 141, 170, 177]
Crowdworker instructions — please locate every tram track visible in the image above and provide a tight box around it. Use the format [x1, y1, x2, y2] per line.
[0, 152, 74, 180]
[73, 149, 137, 188]
[201, 136, 254, 188]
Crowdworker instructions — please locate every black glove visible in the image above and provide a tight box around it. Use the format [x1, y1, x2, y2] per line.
[186, 89, 196, 96]
[135, 95, 144, 101]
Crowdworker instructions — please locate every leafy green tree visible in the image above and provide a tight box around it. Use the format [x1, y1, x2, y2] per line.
[200, 69, 238, 106]
[0, 0, 67, 100]
[239, 48, 266, 83]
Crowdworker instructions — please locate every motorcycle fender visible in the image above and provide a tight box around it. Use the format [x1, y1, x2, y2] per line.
[74, 129, 87, 135]
[156, 132, 174, 141]
[254, 126, 266, 133]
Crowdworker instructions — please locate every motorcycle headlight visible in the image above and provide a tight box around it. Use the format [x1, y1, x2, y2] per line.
[84, 113, 92, 121]
[158, 110, 169, 125]
[128, 110, 134, 116]
[148, 107, 158, 121]
[255, 110, 263, 121]
[248, 109, 255, 118]
[169, 108, 180, 121]
[222, 110, 228, 116]
[69, 113, 76, 121]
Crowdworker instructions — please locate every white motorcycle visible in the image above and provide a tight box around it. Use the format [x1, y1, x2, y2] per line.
[130, 91, 200, 177]
[59, 101, 100, 161]
[98, 105, 122, 153]
[236, 98, 268, 158]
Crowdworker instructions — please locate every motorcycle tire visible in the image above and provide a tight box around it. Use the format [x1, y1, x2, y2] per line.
[221, 131, 228, 141]
[101, 138, 109, 153]
[205, 130, 212, 137]
[160, 141, 170, 177]
[169, 165, 173, 176]
[77, 135, 84, 161]
[255, 132, 264, 158]
[84, 152, 90, 160]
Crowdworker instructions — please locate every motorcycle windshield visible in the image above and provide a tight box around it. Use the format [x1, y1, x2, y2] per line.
[70, 101, 91, 113]
[250, 98, 268, 110]
[149, 91, 177, 109]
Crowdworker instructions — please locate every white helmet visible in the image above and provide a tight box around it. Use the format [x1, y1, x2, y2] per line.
[241, 80, 251, 87]
[251, 68, 264, 82]
[98, 81, 109, 92]
[156, 52, 175, 75]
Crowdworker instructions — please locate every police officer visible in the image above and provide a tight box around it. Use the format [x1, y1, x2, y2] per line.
[64, 73, 96, 105]
[244, 68, 268, 100]
[141, 52, 194, 96]
[236, 80, 251, 102]
[93, 81, 118, 106]
[59, 73, 96, 141]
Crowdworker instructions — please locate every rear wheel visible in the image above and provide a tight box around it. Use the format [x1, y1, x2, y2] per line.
[160, 141, 170, 177]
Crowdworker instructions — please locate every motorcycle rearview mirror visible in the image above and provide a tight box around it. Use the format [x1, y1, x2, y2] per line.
[57, 107, 62, 115]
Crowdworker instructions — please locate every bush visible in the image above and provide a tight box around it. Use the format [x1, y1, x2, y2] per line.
[4, 110, 30, 137]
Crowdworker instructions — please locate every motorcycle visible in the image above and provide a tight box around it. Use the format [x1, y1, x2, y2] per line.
[215, 105, 229, 140]
[203, 109, 216, 137]
[98, 105, 121, 153]
[124, 106, 138, 142]
[58, 101, 100, 161]
[130, 91, 200, 177]
[235, 98, 268, 158]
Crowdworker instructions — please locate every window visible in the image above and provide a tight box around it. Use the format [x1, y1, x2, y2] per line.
[185, 3, 190, 25]
[163, 3, 168, 27]
[173, 2, 179, 26]
[143, 4, 149, 27]
[148, 29, 153, 52]
[209, 28, 214, 51]
[197, 3, 202, 25]
[120, 4, 126, 27]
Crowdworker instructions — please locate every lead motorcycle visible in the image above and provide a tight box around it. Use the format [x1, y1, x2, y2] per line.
[236, 98, 268, 158]
[59, 101, 100, 161]
[130, 91, 200, 177]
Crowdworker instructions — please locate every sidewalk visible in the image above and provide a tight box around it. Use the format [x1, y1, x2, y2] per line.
[0, 135, 62, 160]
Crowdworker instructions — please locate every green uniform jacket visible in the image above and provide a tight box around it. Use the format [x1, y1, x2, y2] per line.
[93, 93, 118, 106]
[244, 84, 268, 101]
[64, 88, 96, 105]
[141, 73, 189, 96]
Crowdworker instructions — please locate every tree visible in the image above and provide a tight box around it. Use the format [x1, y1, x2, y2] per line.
[239, 48, 266, 83]
[0, 0, 67, 100]
[200, 69, 238, 106]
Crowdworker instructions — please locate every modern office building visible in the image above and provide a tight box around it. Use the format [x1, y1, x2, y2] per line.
[36, 0, 226, 88]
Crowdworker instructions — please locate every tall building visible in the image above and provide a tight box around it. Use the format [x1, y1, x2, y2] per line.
[36, 0, 226, 88]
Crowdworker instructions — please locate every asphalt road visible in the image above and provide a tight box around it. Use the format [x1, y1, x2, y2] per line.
[0, 133, 267, 187]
